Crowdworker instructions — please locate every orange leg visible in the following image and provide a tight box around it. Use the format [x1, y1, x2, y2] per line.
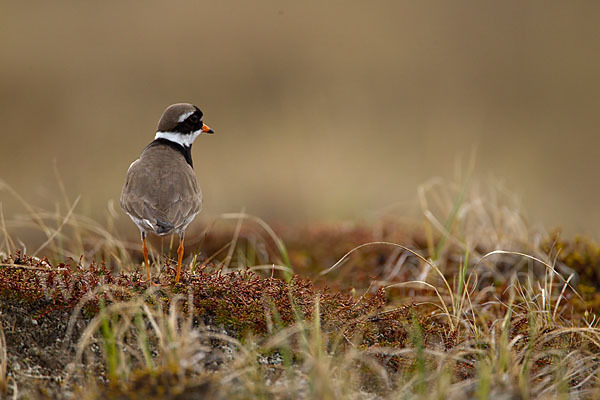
[142, 234, 160, 286]
[142, 236, 151, 281]
[176, 237, 184, 283]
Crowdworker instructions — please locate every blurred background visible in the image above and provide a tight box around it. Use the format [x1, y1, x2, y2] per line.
[1, 1, 599, 239]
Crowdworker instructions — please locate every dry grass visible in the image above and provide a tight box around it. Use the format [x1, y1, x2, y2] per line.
[1, 179, 600, 399]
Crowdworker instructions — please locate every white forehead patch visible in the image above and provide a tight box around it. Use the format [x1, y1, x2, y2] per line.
[178, 111, 195, 122]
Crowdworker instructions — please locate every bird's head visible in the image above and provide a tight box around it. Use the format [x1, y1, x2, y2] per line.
[154, 103, 213, 147]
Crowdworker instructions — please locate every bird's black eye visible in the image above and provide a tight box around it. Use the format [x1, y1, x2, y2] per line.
[189, 115, 199, 123]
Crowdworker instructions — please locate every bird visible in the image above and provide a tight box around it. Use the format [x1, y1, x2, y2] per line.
[120, 103, 213, 284]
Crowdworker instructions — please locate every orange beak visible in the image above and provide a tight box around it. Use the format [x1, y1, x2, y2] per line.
[202, 123, 214, 134]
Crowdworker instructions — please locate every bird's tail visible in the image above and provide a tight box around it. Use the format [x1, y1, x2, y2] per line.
[154, 219, 174, 235]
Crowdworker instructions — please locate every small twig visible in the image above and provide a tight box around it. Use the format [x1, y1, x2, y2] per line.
[0, 263, 67, 271]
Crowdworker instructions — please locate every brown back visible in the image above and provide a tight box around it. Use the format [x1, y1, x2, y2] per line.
[120, 144, 202, 233]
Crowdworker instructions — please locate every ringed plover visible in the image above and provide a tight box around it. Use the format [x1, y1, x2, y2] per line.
[120, 103, 213, 284]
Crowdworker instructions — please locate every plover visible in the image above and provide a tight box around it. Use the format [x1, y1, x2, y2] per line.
[120, 103, 213, 284]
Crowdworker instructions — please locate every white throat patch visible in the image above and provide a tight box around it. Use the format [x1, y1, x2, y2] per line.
[155, 130, 202, 147]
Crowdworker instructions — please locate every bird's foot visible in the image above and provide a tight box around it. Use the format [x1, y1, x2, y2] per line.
[141, 278, 161, 287]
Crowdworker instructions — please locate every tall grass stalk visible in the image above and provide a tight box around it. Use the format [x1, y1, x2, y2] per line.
[219, 213, 293, 279]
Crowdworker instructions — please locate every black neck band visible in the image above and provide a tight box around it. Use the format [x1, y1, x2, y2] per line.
[146, 138, 193, 168]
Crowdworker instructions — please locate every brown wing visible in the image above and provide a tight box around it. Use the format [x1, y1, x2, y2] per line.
[160, 158, 203, 232]
[120, 146, 202, 234]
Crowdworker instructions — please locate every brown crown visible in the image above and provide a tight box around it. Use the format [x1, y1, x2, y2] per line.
[156, 103, 198, 132]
